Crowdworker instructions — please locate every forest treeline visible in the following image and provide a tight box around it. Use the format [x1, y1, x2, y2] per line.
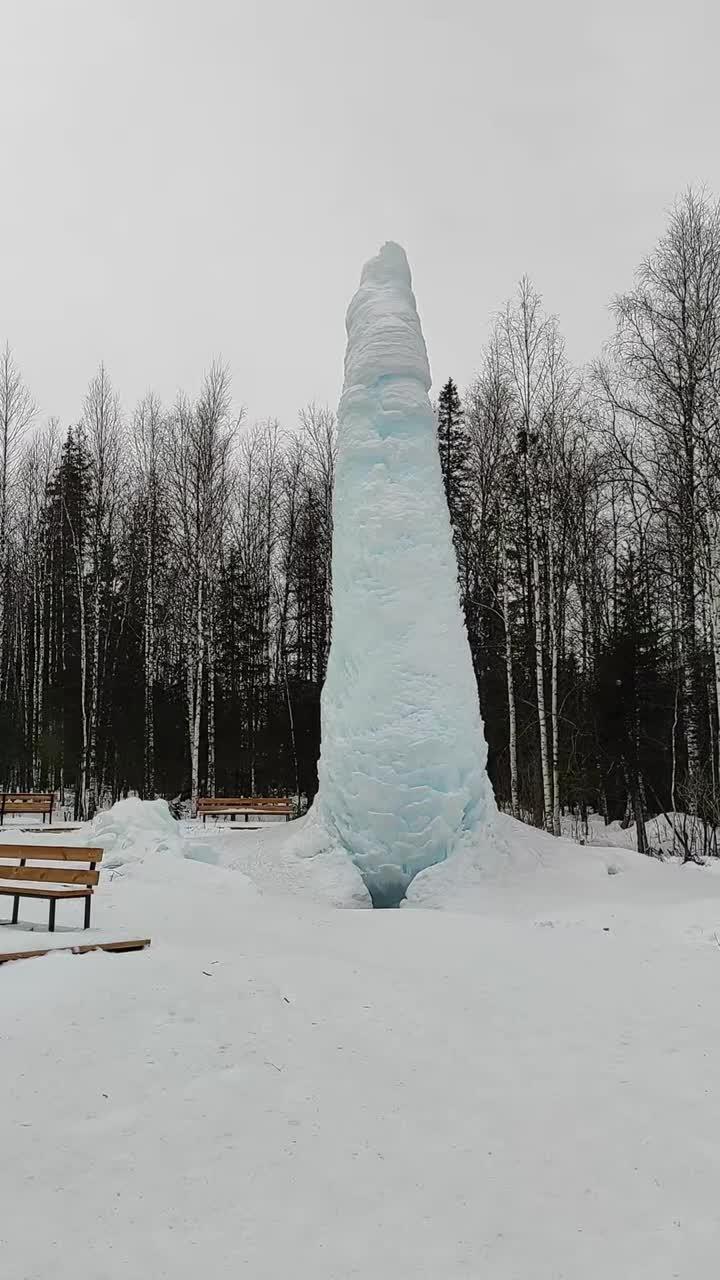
[2, 188, 720, 840]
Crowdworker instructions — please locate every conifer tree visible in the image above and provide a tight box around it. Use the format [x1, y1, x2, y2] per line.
[437, 377, 469, 528]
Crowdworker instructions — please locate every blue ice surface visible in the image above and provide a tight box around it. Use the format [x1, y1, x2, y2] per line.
[315, 243, 495, 905]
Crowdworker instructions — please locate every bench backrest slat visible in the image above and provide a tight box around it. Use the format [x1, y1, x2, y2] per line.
[197, 796, 291, 811]
[0, 864, 99, 886]
[0, 845, 103, 863]
[1, 793, 53, 800]
[2, 794, 53, 813]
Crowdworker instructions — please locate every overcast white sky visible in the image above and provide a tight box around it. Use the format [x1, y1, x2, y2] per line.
[2, 0, 719, 427]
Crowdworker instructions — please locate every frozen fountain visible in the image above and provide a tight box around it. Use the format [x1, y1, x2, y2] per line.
[312, 242, 495, 906]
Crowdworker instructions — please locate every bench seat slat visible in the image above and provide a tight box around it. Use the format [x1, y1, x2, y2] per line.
[0, 885, 91, 899]
[3, 806, 53, 815]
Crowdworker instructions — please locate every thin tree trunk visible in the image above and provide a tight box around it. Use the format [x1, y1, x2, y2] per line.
[76, 556, 88, 821]
[190, 574, 204, 817]
[207, 603, 216, 798]
[501, 537, 519, 818]
[533, 539, 553, 829]
[87, 572, 101, 818]
[709, 530, 720, 794]
[679, 453, 700, 800]
[144, 518, 156, 798]
[671, 675, 680, 821]
[548, 536, 561, 836]
[33, 561, 46, 787]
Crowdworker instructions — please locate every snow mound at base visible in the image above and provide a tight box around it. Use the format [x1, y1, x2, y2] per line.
[404, 810, 720, 918]
[83, 799, 370, 909]
[87, 798, 187, 868]
[222, 808, 371, 909]
[404, 815, 533, 908]
[87, 798, 232, 876]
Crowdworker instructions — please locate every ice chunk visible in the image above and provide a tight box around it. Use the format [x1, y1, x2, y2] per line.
[314, 242, 495, 903]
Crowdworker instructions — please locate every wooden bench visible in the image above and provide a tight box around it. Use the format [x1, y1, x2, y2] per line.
[0, 792, 54, 826]
[197, 796, 293, 824]
[0, 845, 103, 932]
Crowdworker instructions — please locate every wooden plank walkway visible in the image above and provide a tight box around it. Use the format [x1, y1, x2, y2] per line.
[0, 938, 151, 965]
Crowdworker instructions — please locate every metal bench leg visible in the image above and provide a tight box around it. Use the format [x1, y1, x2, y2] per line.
[84, 896, 91, 930]
[48, 899, 56, 932]
[11, 896, 19, 925]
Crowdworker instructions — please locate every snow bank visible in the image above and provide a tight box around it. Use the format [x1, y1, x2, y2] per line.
[314, 242, 495, 904]
[88, 798, 181, 865]
[223, 809, 371, 909]
[563, 810, 720, 860]
[81, 799, 369, 909]
[405, 810, 720, 924]
[5, 798, 720, 1278]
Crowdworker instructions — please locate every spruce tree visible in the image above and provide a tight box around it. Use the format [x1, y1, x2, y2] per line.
[437, 377, 468, 529]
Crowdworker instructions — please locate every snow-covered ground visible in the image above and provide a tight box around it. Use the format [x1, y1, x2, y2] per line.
[559, 809, 720, 860]
[3, 802, 720, 1277]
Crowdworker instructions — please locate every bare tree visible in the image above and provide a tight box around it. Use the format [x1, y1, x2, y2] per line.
[167, 364, 238, 813]
[133, 392, 166, 798]
[0, 344, 35, 701]
[78, 366, 124, 817]
[601, 190, 720, 806]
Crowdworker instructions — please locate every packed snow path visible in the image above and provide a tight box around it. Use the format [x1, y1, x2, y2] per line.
[3, 816, 720, 1277]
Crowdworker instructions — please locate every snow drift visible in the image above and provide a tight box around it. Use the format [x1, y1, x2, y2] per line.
[314, 242, 495, 904]
[88, 797, 182, 867]
[83, 798, 370, 909]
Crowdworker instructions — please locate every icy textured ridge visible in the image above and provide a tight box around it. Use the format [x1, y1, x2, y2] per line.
[343, 240, 431, 390]
[315, 242, 496, 903]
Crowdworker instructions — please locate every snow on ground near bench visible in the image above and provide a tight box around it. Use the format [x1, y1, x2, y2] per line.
[3, 803, 720, 1278]
[0, 798, 371, 913]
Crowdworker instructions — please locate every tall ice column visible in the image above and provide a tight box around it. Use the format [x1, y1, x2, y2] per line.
[316, 242, 495, 903]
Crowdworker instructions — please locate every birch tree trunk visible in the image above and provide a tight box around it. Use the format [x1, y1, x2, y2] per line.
[33, 562, 46, 787]
[76, 546, 89, 821]
[207, 604, 216, 799]
[134, 392, 164, 800]
[533, 539, 553, 828]
[679, 457, 701, 801]
[144, 547, 156, 798]
[709, 530, 720, 791]
[501, 536, 519, 818]
[547, 529, 561, 836]
[0, 346, 35, 702]
[87, 572, 101, 817]
[191, 574, 204, 817]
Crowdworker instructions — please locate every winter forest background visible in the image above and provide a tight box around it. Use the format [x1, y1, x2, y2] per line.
[2, 188, 720, 842]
